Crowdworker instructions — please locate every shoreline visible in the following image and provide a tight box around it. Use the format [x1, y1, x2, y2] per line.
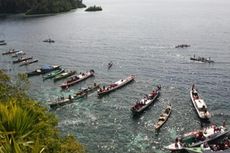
[0, 8, 85, 18]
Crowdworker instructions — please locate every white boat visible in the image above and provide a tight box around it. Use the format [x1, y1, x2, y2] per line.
[154, 104, 172, 130]
[186, 139, 230, 153]
[190, 84, 211, 119]
[165, 125, 229, 151]
[60, 70, 95, 89]
[11, 50, 26, 58]
[98, 75, 135, 97]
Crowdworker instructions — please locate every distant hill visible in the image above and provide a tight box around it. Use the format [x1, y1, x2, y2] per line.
[0, 0, 86, 15]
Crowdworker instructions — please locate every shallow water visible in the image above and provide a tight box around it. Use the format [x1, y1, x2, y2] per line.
[1, 0, 230, 152]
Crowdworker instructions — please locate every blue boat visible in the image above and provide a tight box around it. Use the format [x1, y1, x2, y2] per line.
[27, 64, 61, 77]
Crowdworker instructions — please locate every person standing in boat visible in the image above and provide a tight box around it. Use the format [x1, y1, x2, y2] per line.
[192, 84, 195, 91]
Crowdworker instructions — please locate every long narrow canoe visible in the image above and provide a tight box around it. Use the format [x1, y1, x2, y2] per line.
[154, 104, 172, 130]
[2, 49, 19, 55]
[59, 70, 95, 89]
[49, 83, 99, 108]
[53, 71, 76, 82]
[43, 69, 65, 80]
[0, 42, 7, 45]
[13, 56, 33, 64]
[97, 75, 135, 97]
[76, 83, 100, 96]
[49, 93, 86, 108]
[19, 59, 38, 66]
[130, 85, 161, 114]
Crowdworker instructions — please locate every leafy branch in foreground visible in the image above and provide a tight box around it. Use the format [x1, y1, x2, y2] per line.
[0, 70, 85, 153]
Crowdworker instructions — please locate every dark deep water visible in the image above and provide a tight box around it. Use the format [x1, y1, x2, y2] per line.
[0, 0, 230, 152]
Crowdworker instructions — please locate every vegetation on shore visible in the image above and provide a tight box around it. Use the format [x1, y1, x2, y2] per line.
[85, 5, 102, 12]
[0, 0, 86, 15]
[0, 70, 86, 153]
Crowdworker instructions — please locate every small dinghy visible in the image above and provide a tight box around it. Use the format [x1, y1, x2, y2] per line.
[108, 61, 113, 69]
[154, 104, 172, 130]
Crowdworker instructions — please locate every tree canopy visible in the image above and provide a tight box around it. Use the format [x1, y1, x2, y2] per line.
[0, 70, 86, 153]
[0, 0, 86, 15]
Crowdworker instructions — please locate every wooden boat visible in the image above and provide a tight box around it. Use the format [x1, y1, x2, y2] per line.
[131, 85, 161, 114]
[186, 145, 230, 153]
[43, 69, 65, 80]
[2, 49, 19, 55]
[49, 83, 99, 108]
[97, 75, 135, 97]
[76, 83, 100, 95]
[108, 61, 113, 69]
[13, 56, 33, 64]
[190, 55, 214, 63]
[26, 65, 61, 77]
[0, 42, 7, 45]
[59, 70, 95, 89]
[49, 93, 86, 108]
[43, 38, 55, 43]
[175, 44, 190, 48]
[53, 71, 76, 82]
[203, 149, 230, 153]
[190, 84, 211, 120]
[154, 104, 172, 130]
[11, 51, 26, 58]
[165, 125, 229, 151]
[19, 59, 38, 66]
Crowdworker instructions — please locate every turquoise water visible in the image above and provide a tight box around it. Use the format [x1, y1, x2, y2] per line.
[1, 0, 230, 152]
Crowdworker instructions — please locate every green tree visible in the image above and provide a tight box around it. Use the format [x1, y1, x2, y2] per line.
[0, 70, 86, 153]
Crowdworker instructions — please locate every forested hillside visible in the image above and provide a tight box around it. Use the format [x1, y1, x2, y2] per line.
[0, 0, 86, 15]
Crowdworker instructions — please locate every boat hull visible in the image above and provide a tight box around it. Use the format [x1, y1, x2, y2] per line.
[19, 59, 38, 66]
[27, 65, 61, 77]
[43, 69, 65, 80]
[190, 88, 211, 120]
[2, 50, 19, 55]
[60, 70, 95, 89]
[131, 93, 159, 114]
[165, 126, 229, 151]
[154, 104, 172, 130]
[53, 71, 76, 82]
[13, 57, 33, 64]
[97, 75, 135, 97]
